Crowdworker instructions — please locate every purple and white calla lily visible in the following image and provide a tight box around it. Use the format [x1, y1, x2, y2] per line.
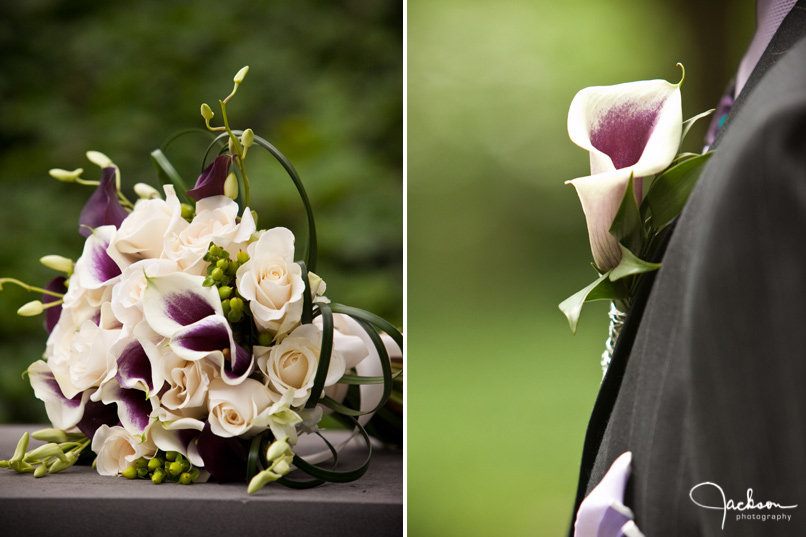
[143, 272, 254, 385]
[574, 451, 645, 537]
[566, 70, 683, 271]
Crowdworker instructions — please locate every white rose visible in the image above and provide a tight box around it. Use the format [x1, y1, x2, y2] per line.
[92, 424, 157, 476]
[50, 319, 121, 399]
[111, 258, 181, 333]
[256, 323, 346, 407]
[164, 196, 255, 273]
[236, 227, 306, 336]
[158, 347, 218, 420]
[207, 377, 272, 438]
[110, 185, 186, 261]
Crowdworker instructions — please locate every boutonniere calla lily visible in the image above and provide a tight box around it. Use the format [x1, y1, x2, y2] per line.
[567, 73, 683, 272]
[560, 65, 715, 373]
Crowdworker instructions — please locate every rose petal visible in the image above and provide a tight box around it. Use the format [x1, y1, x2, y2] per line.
[78, 167, 128, 237]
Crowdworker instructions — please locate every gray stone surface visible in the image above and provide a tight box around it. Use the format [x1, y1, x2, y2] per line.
[0, 425, 402, 537]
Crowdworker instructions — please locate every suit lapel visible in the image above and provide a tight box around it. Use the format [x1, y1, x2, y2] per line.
[569, 0, 806, 525]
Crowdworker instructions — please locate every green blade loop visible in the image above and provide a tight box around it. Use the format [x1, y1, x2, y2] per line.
[289, 416, 372, 483]
[150, 149, 192, 205]
[328, 303, 403, 354]
[297, 261, 313, 325]
[246, 433, 264, 481]
[305, 303, 333, 409]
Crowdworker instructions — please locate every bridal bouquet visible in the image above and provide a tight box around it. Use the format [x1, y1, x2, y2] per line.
[559, 65, 712, 375]
[0, 67, 403, 492]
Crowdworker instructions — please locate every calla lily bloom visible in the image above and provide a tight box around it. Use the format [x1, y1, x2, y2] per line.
[78, 167, 128, 237]
[143, 272, 254, 384]
[43, 276, 67, 333]
[567, 72, 682, 271]
[574, 451, 645, 537]
[187, 155, 233, 201]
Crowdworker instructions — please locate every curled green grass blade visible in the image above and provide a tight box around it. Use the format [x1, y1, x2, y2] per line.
[305, 303, 333, 409]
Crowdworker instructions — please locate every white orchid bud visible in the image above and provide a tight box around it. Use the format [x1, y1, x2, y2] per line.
[48, 168, 84, 183]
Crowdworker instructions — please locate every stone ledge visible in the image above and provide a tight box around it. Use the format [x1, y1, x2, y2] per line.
[0, 424, 402, 537]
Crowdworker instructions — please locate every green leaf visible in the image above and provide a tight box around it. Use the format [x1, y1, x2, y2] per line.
[609, 243, 661, 281]
[680, 109, 715, 147]
[644, 151, 713, 230]
[609, 173, 644, 255]
[305, 303, 333, 409]
[150, 149, 192, 205]
[559, 271, 627, 334]
[246, 433, 264, 482]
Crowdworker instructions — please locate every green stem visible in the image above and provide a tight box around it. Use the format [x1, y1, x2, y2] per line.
[218, 100, 250, 207]
[0, 278, 65, 297]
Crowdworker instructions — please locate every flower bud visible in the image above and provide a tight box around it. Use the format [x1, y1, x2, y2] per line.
[39, 255, 74, 275]
[48, 168, 83, 183]
[273, 459, 291, 476]
[86, 151, 114, 169]
[48, 452, 76, 474]
[9, 432, 28, 465]
[34, 464, 47, 478]
[25, 443, 67, 463]
[17, 301, 43, 317]
[224, 172, 238, 199]
[265, 437, 291, 462]
[233, 66, 249, 85]
[133, 183, 161, 200]
[241, 128, 254, 148]
[247, 468, 280, 494]
[200, 103, 215, 121]
[32, 428, 81, 443]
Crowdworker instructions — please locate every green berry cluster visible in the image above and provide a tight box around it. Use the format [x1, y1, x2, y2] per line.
[122, 450, 200, 485]
[202, 243, 251, 323]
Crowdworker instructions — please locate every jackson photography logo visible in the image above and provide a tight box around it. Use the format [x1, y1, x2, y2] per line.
[689, 482, 797, 530]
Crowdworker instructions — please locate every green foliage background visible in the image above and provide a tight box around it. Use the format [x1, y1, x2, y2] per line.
[408, 0, 753, 535]
[0, 1, 402, 422]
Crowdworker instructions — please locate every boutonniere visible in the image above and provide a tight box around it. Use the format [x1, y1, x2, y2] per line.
[559, 65, 713, 375]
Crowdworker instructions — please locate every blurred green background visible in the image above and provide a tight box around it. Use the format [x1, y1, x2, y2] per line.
[0, 1, 402, 422]
[408, 0, 753, 535]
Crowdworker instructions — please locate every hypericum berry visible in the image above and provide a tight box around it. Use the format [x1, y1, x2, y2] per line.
[237, 251, 249, 264]
[219, 286, 233, 300]
[135, 457, 148, 469]
[148, 458, 163, 472]
[168, 461, 184, 477]
[211, 267, 224, 281]
[229, 297, 244, 313]
[122, 466, 138, 480]
[151, 469, 166, 484]
[257, 332, 272, 347]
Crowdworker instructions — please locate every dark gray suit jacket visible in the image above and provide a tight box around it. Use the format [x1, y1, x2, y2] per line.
[570, 3, 806, 535]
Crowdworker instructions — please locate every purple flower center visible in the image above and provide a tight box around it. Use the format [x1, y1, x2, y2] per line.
[590, 99, 663, 170]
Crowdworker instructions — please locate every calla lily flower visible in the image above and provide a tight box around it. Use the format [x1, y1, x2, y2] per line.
[78, 167, 128, 237]
[574, 451, 645, 537]
[567, 72, 682, 271]
[43, 276, 67, 333]
[143, 272, 254, 384]
[187, 155, 233, 201]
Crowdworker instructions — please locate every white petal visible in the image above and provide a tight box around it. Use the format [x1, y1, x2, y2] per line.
[143, 272, 223, 337]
